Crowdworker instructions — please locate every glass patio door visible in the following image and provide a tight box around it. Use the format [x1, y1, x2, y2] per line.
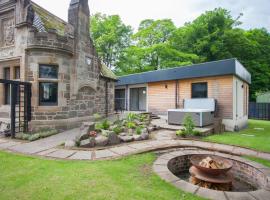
[129, 87, 146, 111]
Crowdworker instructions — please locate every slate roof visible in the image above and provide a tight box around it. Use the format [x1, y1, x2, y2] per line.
[116, 58, 251, 86]
[31, 2, 69, 36]
[101, 64, 118, 80]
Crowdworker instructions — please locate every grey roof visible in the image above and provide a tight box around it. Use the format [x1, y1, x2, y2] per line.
[116, 58, 251, 86]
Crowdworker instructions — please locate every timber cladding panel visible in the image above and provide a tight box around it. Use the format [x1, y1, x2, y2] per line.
[148, 81, 176, 114]
[148, 75, 234, 119]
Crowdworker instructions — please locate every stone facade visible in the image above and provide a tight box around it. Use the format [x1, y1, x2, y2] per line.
[0, 0, 116, 131]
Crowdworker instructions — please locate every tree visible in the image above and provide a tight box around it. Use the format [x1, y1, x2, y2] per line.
[90, 13, 133, 68]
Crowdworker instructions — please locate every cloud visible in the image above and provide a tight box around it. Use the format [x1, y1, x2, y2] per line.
[32, 0, 270, 31]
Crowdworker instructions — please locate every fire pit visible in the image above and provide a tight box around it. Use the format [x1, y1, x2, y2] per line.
[189, 155, 233, 191]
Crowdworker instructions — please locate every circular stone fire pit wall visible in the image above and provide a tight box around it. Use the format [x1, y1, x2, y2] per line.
[168, 154, 267, 190]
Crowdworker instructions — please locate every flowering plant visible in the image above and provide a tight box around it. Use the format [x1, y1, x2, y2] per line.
[89, 131, 97, 138]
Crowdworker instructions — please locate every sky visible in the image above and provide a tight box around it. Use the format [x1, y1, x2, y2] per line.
[32, 0, 270, 31]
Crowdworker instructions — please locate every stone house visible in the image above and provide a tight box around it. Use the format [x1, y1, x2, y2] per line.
[0, 0, 117, 131]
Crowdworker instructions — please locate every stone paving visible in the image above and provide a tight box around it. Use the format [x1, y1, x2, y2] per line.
[0, 129, 270, 163]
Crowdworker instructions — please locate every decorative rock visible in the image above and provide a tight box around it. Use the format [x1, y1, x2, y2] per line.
[95, 135, 108, 146]
[119, 135, 134, 142]
[101, 130, 113, 137]
[133, 135, 142, 141]
[108, 132, 121, 145]
[120, 132, 127, 136]
[78, 122, 95, 141]
[65, 140, 76, 148]
[147, 126, 155, 132]
[80, 138, 95, 148]
[141, 131, 149, 140]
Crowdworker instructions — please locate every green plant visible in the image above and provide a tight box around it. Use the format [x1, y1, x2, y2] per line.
[192, 130, 201, 137]
[28, 134, 40, 141]
[93, 113, 102, 122]
[112, 126, 123, 135]
[39, 130, 58, 138]
[95, 119, 111, 131]
[183, 114, 195, 134]
[176, 130, 186, 137]
[127, 113, 138, 122]
[135, 126, 143, 135]
[126, 121, 136, 129]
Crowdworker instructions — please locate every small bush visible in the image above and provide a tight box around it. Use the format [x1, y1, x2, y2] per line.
[192, 130, 201, 137]
[93, 113, 101, 122]
[112, 126, 122, 135]
[183, 114, 195, 134]
[127, 113, 138, 122]
[135, 127, 143, 135]
[28, 134, 40, 141]
[126, 121, 136, 129]
[39, 130, 58, 138]
[176, 130, 186, 137]
[95, 119, 111, 131]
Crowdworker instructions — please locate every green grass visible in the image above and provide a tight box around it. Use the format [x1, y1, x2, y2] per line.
[204, 120, 270, 152]
[0, 151, 203, 200]
[245, 156, 270, 168]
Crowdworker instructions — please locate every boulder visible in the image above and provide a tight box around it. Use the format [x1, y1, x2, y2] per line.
[80, 137, 95, 148]
[95, 135, 108, 146]
[65, 140, 76, 148]
[108, 132, 121, 145]
[133, 135, 142, 141]
[120, 132, 127, 136]
[141, 129, 149, 140]
[119, 135, 134, 142]
[78, 122, 95, 141]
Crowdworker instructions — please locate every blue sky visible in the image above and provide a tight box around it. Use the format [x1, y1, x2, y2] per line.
[33, 0, 270, 31]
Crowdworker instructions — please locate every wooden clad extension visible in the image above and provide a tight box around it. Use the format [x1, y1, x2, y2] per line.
[148, 75, 234, 119]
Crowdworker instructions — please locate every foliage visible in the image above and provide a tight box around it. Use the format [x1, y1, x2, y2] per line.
[192, 130, 201, 137]
[205, 120, 270, 152]
[91, 9, 270, 100]
[93, 113, 102, 122]
[126, 113, 138, 122]
[135, 126, 143, 135]
[90, 13, 133, 68]
[95, 119, 111, 131]
[15, 129, 58, 141]
[112, 126, 123, 135]
[126, 121, 136, 129]
[176, 130, 186, 137]
[183, 115, 195, 134]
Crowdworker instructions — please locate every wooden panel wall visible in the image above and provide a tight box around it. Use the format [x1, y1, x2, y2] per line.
[148, 75, 235, 119]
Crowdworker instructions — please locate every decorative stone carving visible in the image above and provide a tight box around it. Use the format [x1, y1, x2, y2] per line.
[3, 18, 15, 46]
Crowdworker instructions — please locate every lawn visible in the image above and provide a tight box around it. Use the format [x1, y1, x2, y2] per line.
[0, 151, 203, 200]
[204, 120, 270, 152]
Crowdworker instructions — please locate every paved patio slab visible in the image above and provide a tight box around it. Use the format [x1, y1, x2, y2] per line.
[196, 188, 227, 200]
[95, 149, 118, 159]
[109, 146, 137, 155]
[69, 151, 92, 160]
[46, 149, 76, 159]
[225, 192, 256, 200]
[0, 141, 20, 149]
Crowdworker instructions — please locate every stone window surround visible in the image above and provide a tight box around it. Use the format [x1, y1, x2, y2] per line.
[0, 60, 20, 107]
[37, 63, 59, 107]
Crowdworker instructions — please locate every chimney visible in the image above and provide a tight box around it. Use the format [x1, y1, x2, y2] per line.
[68, 0, 90, 37]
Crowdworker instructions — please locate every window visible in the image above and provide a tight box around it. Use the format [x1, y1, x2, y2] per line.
[14, 66, 20, 79]
[39, 65, 58, 79]
[192, 82, 208, 98]
[39, 82, 58, 105]
[39, 65, 58, 106]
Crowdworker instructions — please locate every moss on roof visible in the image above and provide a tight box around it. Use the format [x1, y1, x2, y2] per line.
[101, 64, 118, 80]
[32, 2, 67, 36]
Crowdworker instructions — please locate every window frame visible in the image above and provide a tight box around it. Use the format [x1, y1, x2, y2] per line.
[191, 82, 208, 99]
[38, 64, 59, 106]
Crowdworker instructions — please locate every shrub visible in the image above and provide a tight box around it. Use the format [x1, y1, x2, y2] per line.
[93, 113, 101, 122]
[39, 130, 58, 138]
[28, 134, 40, 141]
[95, 119, 111, 131]
[176, 130, 186, 137]
[183, 114, 195, 134]
[192, 130, 201, 137]
[126, 121, 136, 129]
[112, 126, 122, 135]
[127, 113, 138, 122]
[135, 126, 143, 135]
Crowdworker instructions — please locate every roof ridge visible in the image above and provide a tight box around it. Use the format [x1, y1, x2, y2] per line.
[118, 58, 236, 78]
